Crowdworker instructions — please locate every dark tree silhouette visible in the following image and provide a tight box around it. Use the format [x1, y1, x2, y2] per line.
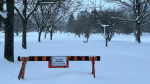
[67, 14, 74, 32]
[4, 0, 14, 62]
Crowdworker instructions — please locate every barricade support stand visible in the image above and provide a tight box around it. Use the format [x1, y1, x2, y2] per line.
[92, 56, 95, 78]
[18, 57, 27, 80]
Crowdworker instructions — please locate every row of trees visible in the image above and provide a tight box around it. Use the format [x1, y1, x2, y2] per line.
[65, 0, 150, 44]
[29, 1, 71, 42]
[1, 0, 150, 62]
[66, 9, 132, 43]
[0, 0, 83, 62]
[105, 0, 150, 43]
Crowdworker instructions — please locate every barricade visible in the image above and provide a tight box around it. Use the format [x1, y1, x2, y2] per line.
[18, 56, 100, 80]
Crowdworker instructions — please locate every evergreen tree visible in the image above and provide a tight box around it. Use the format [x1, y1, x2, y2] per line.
[67, 14, 74, 32]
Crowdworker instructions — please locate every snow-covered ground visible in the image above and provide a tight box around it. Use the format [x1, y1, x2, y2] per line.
[0, 32, 150, 84]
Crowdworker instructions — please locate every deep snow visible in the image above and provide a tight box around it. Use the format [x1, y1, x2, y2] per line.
[0, 32, 150, 84]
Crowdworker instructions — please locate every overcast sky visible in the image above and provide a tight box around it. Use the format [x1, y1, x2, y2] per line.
[73, 0, 119, 18]
[82, 0, 118, 10]
[2, 0, 119, 20]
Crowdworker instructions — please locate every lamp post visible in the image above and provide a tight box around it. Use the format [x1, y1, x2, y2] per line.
[102, 25, 109, 37]
[102, 25, 109, 47]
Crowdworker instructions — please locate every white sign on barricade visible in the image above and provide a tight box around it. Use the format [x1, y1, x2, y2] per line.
[52, 56, 67, 66]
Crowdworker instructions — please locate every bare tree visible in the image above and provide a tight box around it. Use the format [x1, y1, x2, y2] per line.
[99, 9, 126, 41]
[44, 0, 83, 40]
[29, 4, 52, 42]
[13, 0, 82, 47]
[85, 0, 127, 46]
[76, 10, 94, 42]
[85, 0, 115, 45]
[45, 2, 65, 40]
[14, 0, 41, 49]
[14, 0, 67, 48]
[106, 0, 150, 43]
[0, 0, 15, 62]
[4, 0, 14, 62]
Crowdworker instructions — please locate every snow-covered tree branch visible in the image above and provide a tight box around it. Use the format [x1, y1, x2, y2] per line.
[106, 0, 150, 43]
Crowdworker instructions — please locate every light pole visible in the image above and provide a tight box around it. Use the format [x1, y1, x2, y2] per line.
[102, 25, 109, 47]
[102, 25, 109, 37]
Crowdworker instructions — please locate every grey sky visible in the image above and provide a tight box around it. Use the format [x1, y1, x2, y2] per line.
[73, 0, 119, 18]
[82, 0, 119, 10]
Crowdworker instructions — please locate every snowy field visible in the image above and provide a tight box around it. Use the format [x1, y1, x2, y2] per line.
[0, 32, 150, 84]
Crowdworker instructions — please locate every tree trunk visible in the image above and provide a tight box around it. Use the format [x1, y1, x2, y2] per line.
[0, 3, 3, 11]
[78, 34, 80, 38]
[44, 28, 47, 39]
[112, 33, 114, 37]
[136, 22, 141, 43]
[134, 30, 136, 36]
[50, 29, 53, 40]
[135, 0, 141, 43]
[44, 32, 47, 39]
[108, 34, 112, 41]
[4, 0, 14, 62]
[140, 30, 142, 36]
[22, 0, 27, 49]
[38, 32, 41, 42]
[106, 38, 108, 47]
[108, 38, 111, 41]
[87, 37, 88, 42]
[16, 27, 19, 36]
[22, 20, 27, 49]
[16, 32, 19, 36]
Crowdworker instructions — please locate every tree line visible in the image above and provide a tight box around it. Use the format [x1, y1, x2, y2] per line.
[0, 0, 82, 62]
[1, 0, 150, 62]
[66, 0, 150, 44]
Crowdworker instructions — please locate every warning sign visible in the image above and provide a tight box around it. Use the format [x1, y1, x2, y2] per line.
[52, 56, 67, 66]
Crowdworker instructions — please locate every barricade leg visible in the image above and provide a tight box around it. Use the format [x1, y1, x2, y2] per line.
[48, 61, 51, 68]
[92, 57, 95, 78]
[18, 58, 27, 80]
[21, 61, 27, 79]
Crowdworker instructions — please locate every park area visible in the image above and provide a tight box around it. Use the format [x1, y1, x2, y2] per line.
[0, 32, 150, 84]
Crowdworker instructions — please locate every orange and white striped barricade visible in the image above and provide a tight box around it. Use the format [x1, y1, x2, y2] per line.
[18, 56, 100, 79]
